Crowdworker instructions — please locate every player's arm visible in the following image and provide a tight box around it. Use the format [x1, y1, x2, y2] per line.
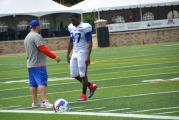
[85, 31, 93, 65]
[86, 40, 93, 65]
[67, 42, 73, 64]
[38, 45, 61, 62]
[67, 38, 73, 64]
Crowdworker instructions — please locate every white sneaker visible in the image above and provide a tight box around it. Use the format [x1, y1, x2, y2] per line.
[41, 100, 53, 108]
[32, 102, 40, 108]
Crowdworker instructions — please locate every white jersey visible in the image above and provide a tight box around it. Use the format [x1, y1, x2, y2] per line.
[68, 22, 92, 53]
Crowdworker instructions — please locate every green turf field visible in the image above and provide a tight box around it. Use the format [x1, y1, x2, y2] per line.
[0, 42, 179, 120]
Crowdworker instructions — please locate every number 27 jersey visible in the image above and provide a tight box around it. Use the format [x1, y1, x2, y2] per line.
[68, 22, 92, 53]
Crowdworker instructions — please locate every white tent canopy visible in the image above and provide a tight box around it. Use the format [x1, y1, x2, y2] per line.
[71, 0, 140, 13]
[0, 0, 79, 17]
[140, 0, 179, 7]
[70, 0, 179, 13]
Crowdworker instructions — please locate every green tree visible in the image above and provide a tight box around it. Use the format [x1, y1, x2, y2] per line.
[83, 13, 96, 27]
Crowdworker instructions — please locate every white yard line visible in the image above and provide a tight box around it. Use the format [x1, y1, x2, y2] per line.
[71, 106, 84, 109]
[47, 65, 179, 77]
[157, 111, 179, 115]
[0, 54, 165, 72]
[0, 105, 22, 109]
[142, 77, 179, 83]
[15, 107, 33, 110]
[3, 80, 28, 84]
[1, 70, 179, 92]
[0, 110, 179, 120]
[0, 60, 178, 85]
[0, 82, 151, 100]
[0, 51, 178, 74]
[94, 52, 179, 62]
[0, 76, 148, 92]
[0, 87, 29, 92]
[76, 107, 106, 112]
[100, 108, 130, 113]
[2, 77, 73, 84]
[84, 90, 179, 104]
[0, 64, 25, 66]
[94, 54, 150, 62]
[0, 82, 179, 101]
[33, 108, 51, 111]
[170, 77, 179, 81]
[1, 61, 179, 81]
[16, 106, 84, 111]
[142, 79, 164, 83]
[88, 61, 179, 73]
[127, 106, 179, 113]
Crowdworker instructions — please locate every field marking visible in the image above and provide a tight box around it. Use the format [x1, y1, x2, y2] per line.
[0, 75, 179, 101]
[15, 106, 83, 110]
[0, 62, 179, 84]
[48, 77, 72, 81]
[100, 108, 130, 113]
[92, 61, 179, 71]
[0, 82, 151, 100]
[71, 106, 84, 109]
[0, 105, 22, 109]
[142, 79, 164, 83]
[142, 77, 179, 83]
[15, 107, 33, 110]
[3, 80, 28, 84]
[0, 44, 178, 70]
[1, 60, 178, 74]
[94, 54, 152, 63]
[94, 52, 179, 62]
[45, 65, 179, 77]
[0, 110, 179, 120]
[84, 90, 179, 104]
[157, 111, 179, 115]
[170, 77, 179, 81]
[0, 75, 152, 91]
[2, 77, 72, 84]
[16, 107, 52, 111]
[1, 59, 179, 81]
[33, 108, 52, 111]
[0, 64, 25, 66]
[127, 106, 179, 113]
[76, 107, 106, 112]
[0, 59, 178, 83]
[0, 46, 178, 72]
[91, 65, 179, 75]
[0, 81, 179, 101]
[0, 70, 179, 92]
[0, 52, 177, 68]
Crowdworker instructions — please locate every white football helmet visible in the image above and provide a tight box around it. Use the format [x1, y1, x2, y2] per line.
[53, 99, 70, 113]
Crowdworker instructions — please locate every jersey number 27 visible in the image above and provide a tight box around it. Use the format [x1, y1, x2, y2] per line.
[71, 33, 81, 43]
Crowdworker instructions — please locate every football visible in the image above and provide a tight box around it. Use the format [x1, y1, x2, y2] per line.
[53, 99, 70, 113]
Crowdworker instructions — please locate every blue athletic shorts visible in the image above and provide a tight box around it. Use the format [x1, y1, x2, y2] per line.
[28, 67, 48, 87]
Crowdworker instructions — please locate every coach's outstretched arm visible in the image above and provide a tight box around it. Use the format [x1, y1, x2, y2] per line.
[38, 45, 61, 63]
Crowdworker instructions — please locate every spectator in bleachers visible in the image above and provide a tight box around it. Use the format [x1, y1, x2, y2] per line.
[128, 15, 134, 22]
[143, 12, 154, 21]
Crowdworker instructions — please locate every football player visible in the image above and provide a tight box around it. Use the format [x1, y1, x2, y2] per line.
[67, 13, 97, 102]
